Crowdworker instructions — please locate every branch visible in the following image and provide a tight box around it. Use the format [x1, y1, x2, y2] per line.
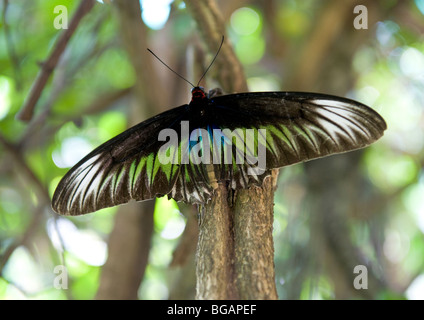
[196, 185, 238, 299]
[19, 39, 121, 152]
[20, 86, 132, 152]
[184, 0, 248, 93]
[0, 135, 50, 202]
[234, 172, 279, 299]
[17, 0, 96, 122]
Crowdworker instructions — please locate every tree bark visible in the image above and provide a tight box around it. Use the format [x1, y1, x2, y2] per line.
[17, 0, 96, 122]
[184, 0, 248, 93]
[234, 174, 278, 299]
[196, 184, 237, 300]
[196, 175, 278, 300]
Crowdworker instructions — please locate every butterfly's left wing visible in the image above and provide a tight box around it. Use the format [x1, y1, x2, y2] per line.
[206, 91, 387, 189]
[52, 105, 193, 216]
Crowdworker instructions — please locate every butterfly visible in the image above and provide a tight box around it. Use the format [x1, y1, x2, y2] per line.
[52, 85, 387, 215]
[52, 39, 387, 216]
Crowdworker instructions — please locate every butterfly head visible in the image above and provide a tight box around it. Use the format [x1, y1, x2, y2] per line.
[191, 86, 207, 102]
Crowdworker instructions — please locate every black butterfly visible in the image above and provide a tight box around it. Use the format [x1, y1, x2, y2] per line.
[52, 37, 386, 215]
[52, 85, 386, 216]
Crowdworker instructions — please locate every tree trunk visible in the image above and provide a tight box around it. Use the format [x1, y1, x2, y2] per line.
[196, 184, 238, 299]
[196, 174, 278, 300]
[234, 173, 278, 299]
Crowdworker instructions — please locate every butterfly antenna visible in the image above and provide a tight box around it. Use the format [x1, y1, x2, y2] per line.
[196, 35, 224, 87]
[147, 48, 196, 88]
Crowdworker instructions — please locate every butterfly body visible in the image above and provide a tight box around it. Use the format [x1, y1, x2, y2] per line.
[52, 88, 386, 215]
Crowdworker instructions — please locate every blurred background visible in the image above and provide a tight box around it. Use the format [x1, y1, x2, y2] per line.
[0, 0, 424, 299]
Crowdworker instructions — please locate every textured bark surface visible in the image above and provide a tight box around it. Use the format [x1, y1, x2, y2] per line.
[196, 174, 278, 300]
[234, 174, 278, 299]
[196, 184, 237, 299]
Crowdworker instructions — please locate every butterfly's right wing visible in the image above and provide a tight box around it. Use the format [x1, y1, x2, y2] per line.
[209, 92, 387, 189]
